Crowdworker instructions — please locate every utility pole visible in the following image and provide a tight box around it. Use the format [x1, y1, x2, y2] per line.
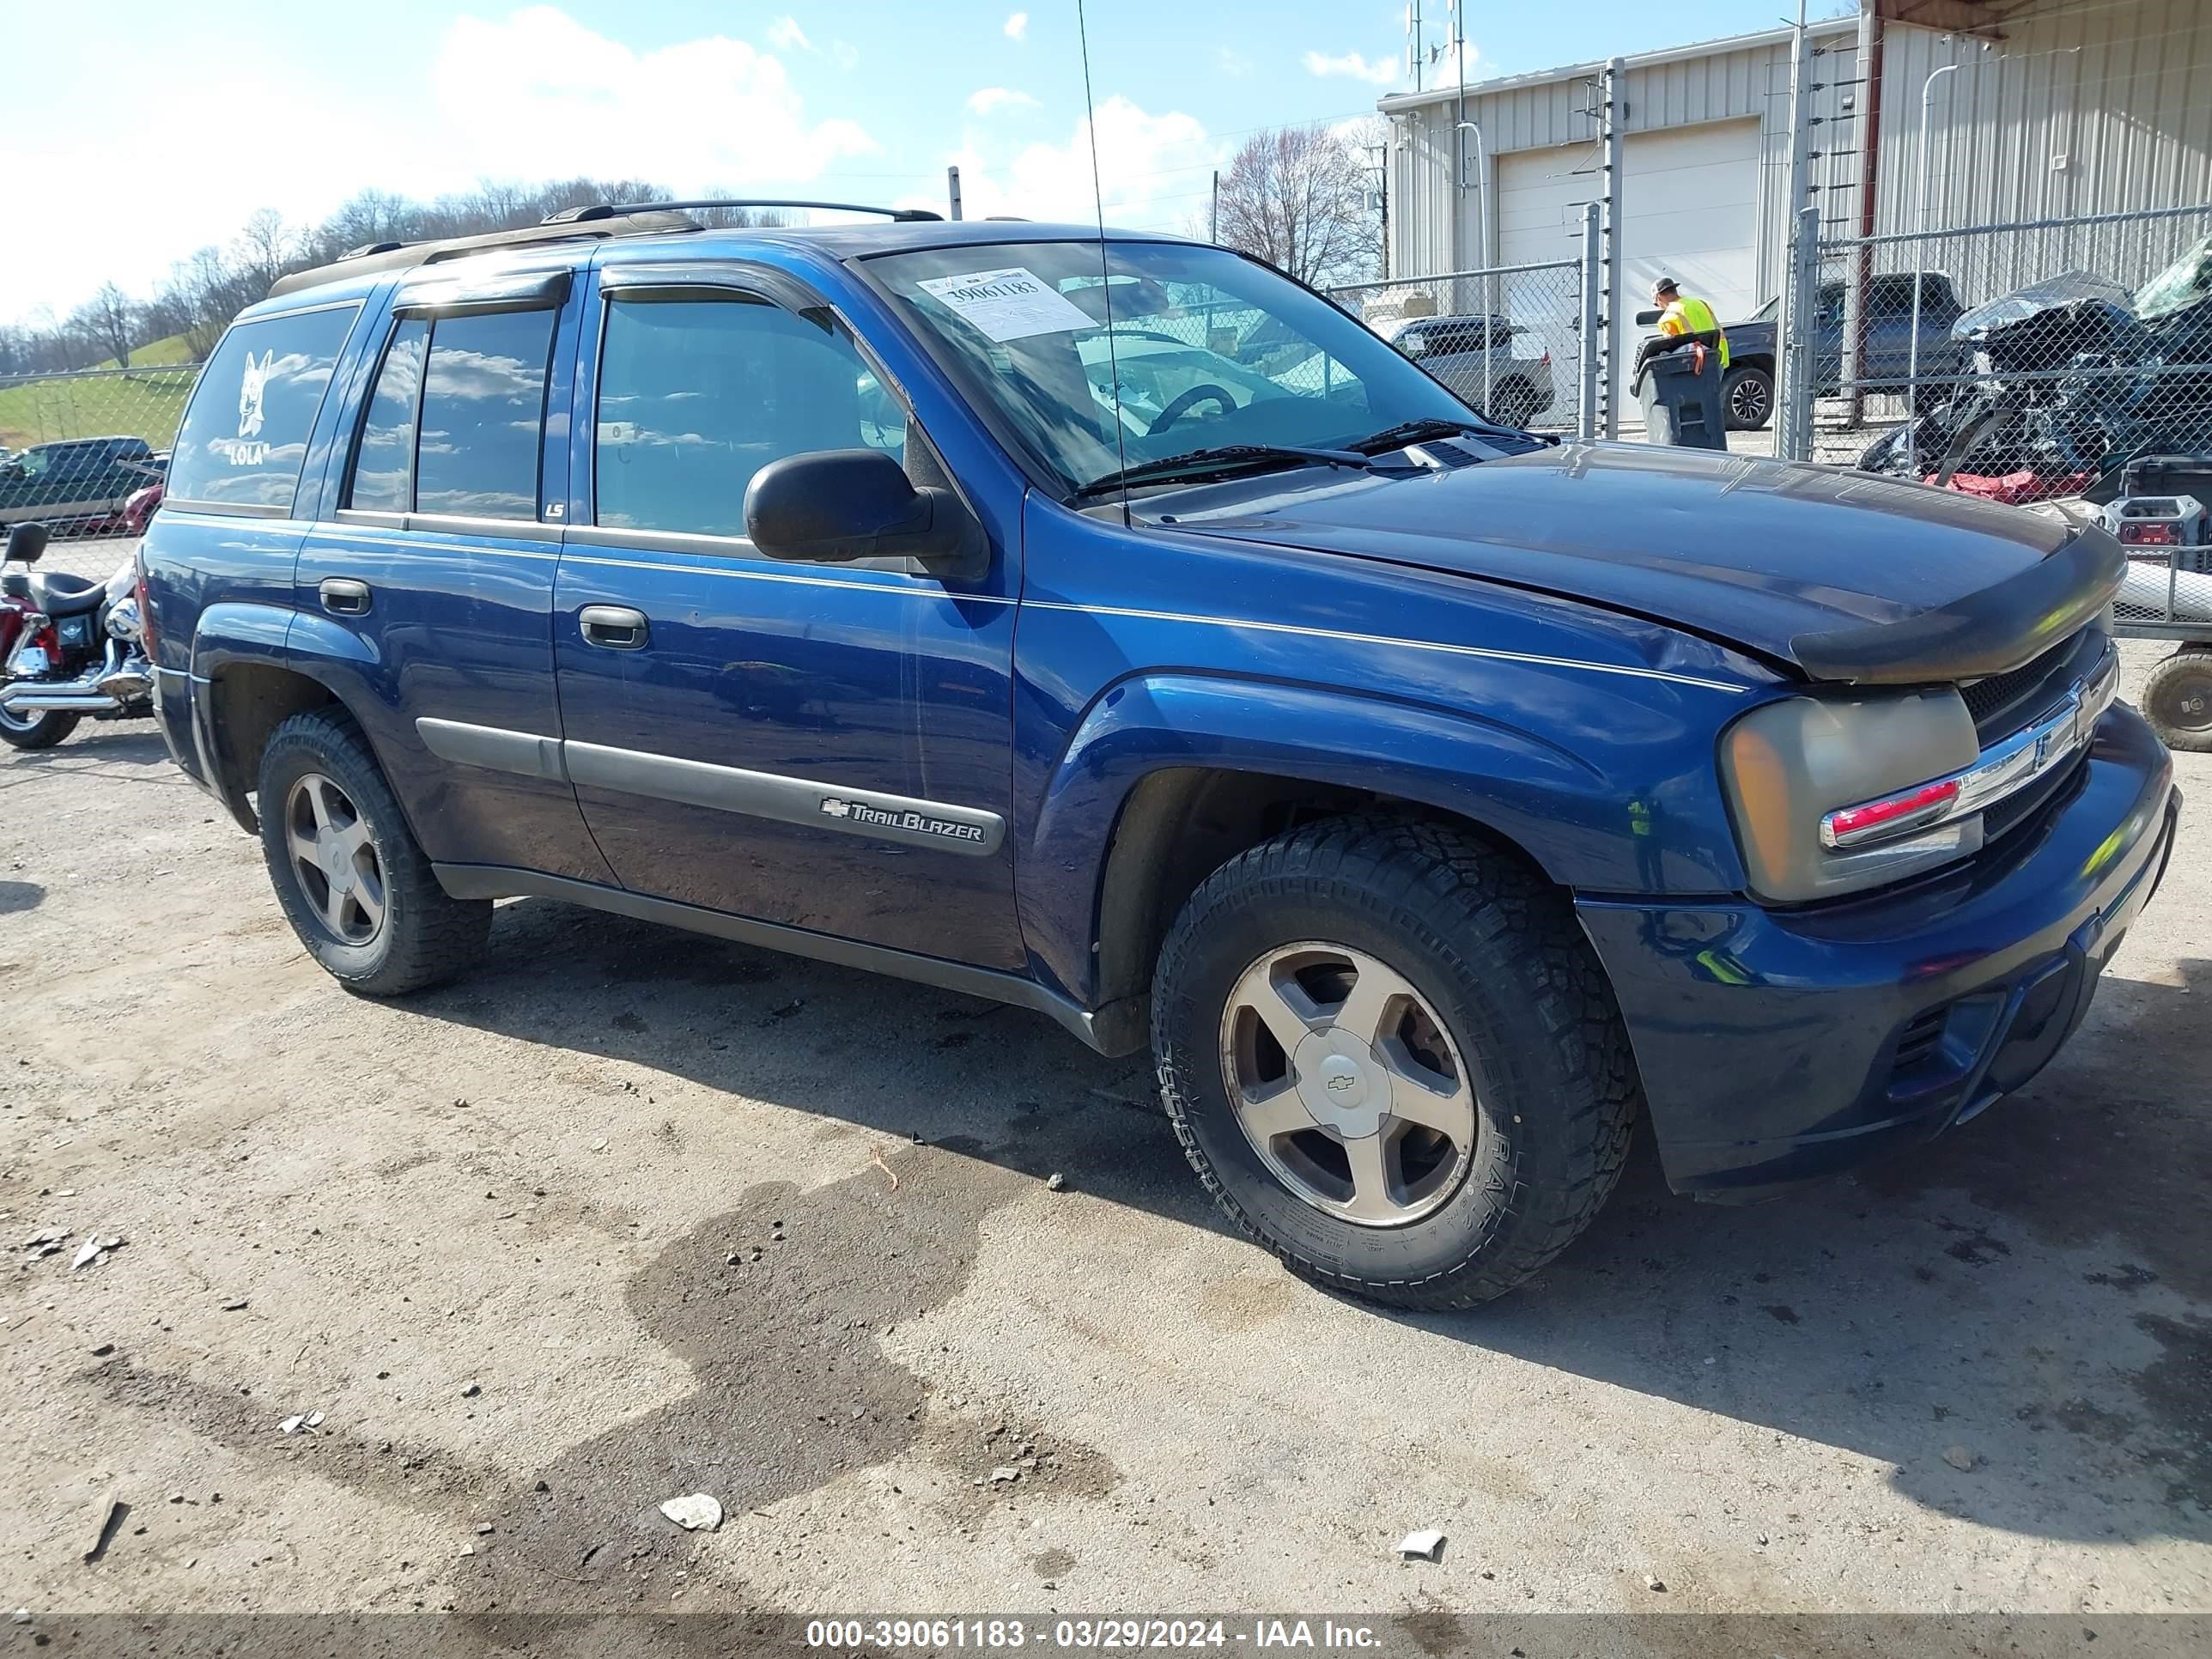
[1209, 169, 1219, 242]
[1364, 143, 1391, 279]
[946, 165, 963, 221]
[1776, 1, 1814, 459]
[1601, 55, 1625, 440]
[1452, 0, 1467, 277]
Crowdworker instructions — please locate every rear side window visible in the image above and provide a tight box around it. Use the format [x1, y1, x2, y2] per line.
[593, 296, 904, 540]
[413, 309, 556, 520]
[169, 304, 357, 508]
[346, 319, 428, 512]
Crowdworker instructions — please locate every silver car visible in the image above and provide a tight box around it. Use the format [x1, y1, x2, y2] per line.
[1379, 313, 1555, 429]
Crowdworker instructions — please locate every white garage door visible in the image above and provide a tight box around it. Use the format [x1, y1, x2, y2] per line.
[1496, 118, 1762, 320]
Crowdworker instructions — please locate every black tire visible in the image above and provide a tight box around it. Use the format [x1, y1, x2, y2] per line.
[2141, 647, 2212, 754]
[1152, 817, 1641, 1310]
[1722, 364, 1773, 431]
[0, 706, 81, 750]
[256, 708, 490, 994]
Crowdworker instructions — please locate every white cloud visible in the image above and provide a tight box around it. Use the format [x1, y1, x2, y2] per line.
[966, 87, 1038, 116]
[767, 15, 810, 52]
[1303, 49, 1400, 87]
[1004, 11, 1029, 40]
[431, 8, 875, 185]
[1216, 47, 1254, 79]
[920, 96, 1218, 233]
[831, 40, 860, 70]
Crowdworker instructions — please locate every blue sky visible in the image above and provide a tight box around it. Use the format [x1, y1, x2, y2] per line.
[4, 1, 1810, 324]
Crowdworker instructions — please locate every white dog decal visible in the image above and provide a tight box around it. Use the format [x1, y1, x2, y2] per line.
[238, 349, 274, 440]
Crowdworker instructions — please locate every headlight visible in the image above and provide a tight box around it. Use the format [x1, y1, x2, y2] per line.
[1719, 687, 1981, 902]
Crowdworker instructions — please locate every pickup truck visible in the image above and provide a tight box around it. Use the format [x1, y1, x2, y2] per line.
[0, 434, 159, 533]
[1717, 273, 1966, 429]
[135, 205, 2174, 1310]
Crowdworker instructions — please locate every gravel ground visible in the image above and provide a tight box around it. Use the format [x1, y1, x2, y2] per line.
[1, 537, 2207, 1646]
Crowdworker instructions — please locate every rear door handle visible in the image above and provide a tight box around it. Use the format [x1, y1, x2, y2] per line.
[319, 578, 371, 617]
[579, 605, 648, 650]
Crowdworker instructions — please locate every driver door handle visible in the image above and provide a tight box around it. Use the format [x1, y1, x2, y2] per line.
[579, 605, 649, 650]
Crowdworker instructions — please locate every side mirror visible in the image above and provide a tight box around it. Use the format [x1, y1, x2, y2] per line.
[6, 522, 48, 565]
[744, 449, 985, 580]
[1634, 308, 1662, 327]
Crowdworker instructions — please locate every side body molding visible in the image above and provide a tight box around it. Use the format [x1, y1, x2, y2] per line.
[414, 720, 1007, 857]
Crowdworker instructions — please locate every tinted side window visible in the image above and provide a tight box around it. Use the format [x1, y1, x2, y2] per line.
[594, 296, 903, 540]
[346, 319, 429, 512]
[169, 305, 358, 507]
[414, 309, 556, 520]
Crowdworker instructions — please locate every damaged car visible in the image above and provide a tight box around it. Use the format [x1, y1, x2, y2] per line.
[1859, 238, 2212, 504]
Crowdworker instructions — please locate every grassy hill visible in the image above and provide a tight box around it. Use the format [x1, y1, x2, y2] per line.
[0, 342, 201, 452]
[105, 332, 201, 369]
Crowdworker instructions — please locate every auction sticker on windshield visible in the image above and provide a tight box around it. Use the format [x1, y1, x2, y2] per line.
[916, 268, 1095, 343]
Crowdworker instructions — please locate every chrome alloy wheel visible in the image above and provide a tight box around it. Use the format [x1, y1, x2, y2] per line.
[1729, 373, 1770, 426]
[1218, 942, 1479, 1227]
[284, 771, 388, 946]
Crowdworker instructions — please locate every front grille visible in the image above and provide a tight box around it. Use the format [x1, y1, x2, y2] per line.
[1958, 624, 2103, 744]
[1960, 631, 2077, 733]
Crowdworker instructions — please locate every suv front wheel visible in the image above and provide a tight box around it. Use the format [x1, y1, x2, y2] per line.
[256, 709, 491, 994]
[1152, 817, 1640, 1309]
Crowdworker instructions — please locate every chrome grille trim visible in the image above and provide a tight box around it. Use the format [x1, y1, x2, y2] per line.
[1820, 647, 2119, 852]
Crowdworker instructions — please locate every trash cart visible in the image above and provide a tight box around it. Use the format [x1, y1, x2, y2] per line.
[1635, 348, 1728, 450]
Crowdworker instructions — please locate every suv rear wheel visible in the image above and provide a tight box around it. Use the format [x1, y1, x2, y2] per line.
[256, 709, 490, 994]
[1152, 817, 1640, 1309]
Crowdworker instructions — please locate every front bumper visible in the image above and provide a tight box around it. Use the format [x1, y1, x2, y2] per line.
[1577, 702, 2178, 1198]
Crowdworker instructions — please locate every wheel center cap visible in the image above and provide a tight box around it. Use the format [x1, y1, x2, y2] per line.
[319, 836, 352, 892]
[1291, 1030, 1387, 1139]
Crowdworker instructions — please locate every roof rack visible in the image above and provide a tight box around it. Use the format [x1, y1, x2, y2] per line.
[268, 210, 698, 299]
[545, 198, 942, 225]
[266, 198, 943, 299]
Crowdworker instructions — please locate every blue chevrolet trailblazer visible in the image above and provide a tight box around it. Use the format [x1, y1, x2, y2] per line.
[135, 203, 2177, 1307]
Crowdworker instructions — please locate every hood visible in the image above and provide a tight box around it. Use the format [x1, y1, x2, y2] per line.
[1156, 441, 2096, 680]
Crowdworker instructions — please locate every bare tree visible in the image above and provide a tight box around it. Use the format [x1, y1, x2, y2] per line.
[232, 209, 299, 301]
[72, 283, 142, 368]
[11, 174, 686, 370]
[1210, 124, 1380, 289]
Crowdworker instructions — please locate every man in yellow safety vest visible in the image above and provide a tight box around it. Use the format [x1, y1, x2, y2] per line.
[1651, 276, 1729, 370]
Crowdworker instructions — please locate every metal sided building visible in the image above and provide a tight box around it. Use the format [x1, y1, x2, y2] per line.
[1380, 0, 2212, 319]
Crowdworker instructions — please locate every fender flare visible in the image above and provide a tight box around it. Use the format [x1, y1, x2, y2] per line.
[190, 605, 381, 831]
[1018, 672, 1618, 1008]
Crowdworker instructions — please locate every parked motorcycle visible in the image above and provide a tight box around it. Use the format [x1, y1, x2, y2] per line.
[0, 523, 155, 750]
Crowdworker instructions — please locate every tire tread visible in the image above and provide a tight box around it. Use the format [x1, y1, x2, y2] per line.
[258, 708, 490, 995]
[1152, 815, 1641, 1310]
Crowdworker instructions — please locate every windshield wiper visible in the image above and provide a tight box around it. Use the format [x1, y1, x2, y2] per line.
[1348, 416, 1561, 453]
[1070, 443, 1379, 501]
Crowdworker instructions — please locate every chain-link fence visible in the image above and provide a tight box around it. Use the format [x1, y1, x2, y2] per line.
[1326, 257, 1596, 437]
[1782, 203, 2212, 499]
[0, 363, 198, 537]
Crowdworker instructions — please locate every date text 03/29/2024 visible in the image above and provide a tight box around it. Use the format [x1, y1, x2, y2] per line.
[803, 1619, 1384, 1650]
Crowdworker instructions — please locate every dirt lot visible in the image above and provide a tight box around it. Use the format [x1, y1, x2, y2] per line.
[2, 538, 2209, 1650]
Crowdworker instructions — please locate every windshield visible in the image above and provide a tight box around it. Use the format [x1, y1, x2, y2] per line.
[868, 240, 1479, 495]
